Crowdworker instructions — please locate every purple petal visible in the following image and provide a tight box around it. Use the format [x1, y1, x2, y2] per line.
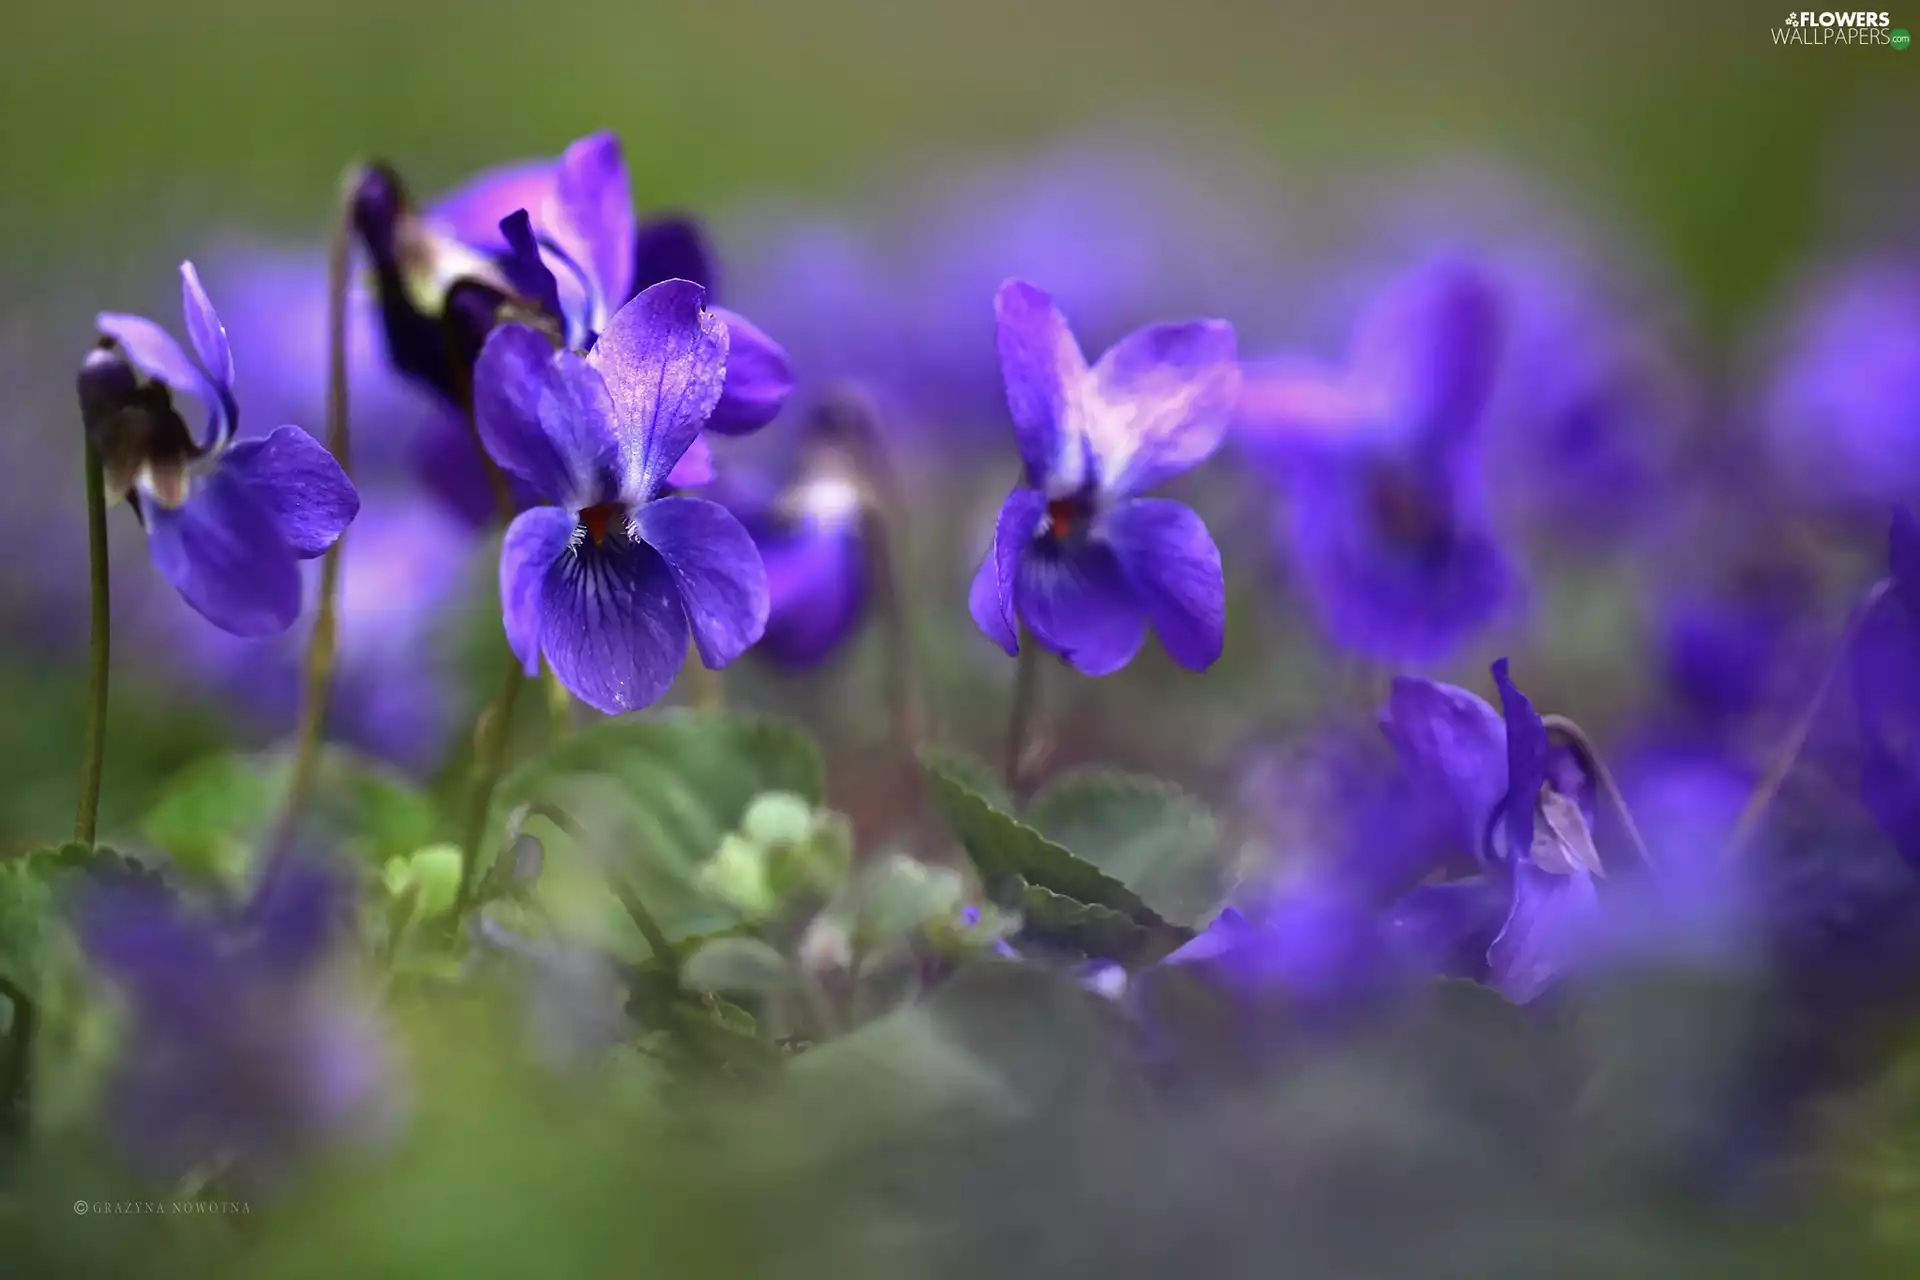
[1490, 658, 1546, 859]
[1017, 536, 1146, 677]
[1354, 258, 1501, 444]
[496, 210, 563, 323]
[221, 426, 359, 559]
[145, 468, 301, 637]
[1232, 356, 1378, 474]
[427, 159, 559, 254]
[500, 506, 577, 675]
[179, 261, 234, 391]
[1103, 497, 1224, 671]
[666, 435, 714, 490]
[1379, 677, 1508, 863]
[1087, 319, 1239, 496]
[759, 519, 868, 665]
[245, 854, 351, 976]
[1387, 877, 1508, 982]
[1891, 506, 1920, 609]
[474, 326, 621, 506]
[632, 217, 715, 295]
[551, 132, 636, 325]
[587, 280, 729, 499]
[633, 496, 768, 669]
[994, 280, 1085, 489]
[540, 535, 689, 715]
[1486, 861, 1599, 1004]
[968, 487, 1046, 656]
[706, 307, 793, 435]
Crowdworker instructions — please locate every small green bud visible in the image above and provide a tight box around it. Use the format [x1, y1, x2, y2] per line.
[699, 833, 777, 917]
[392, 843, 464, 920]
[741, 791, 815, 848]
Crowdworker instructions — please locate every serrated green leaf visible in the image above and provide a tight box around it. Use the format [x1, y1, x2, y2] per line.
[487, 712, 826, 944]
[1016, 880, 1193, 966]
[0, 859, 55, 1002]
[1025, 769, 1225, 925]
[921, 753, 1162, 926]
[914, 744, 1013, 813]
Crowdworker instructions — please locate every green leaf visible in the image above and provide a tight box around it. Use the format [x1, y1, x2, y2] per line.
[1025, 769, 1226, 925]
[920, 752, 1162, 926]
[914, 743, 1013, 813]
[489, 712, 825, 944]
[140, 749, 443, 880]
[0, 842, 155, 1005]
[1015, 880, 1192, 966]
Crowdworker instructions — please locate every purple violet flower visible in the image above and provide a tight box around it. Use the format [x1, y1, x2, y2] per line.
[716, 457, 871, 667]
[1853, 507, 1920, 867]
[1762, 259, 1920, 514]
[1236, 258, 1518, 664]
[967, 279, 1240, 675]
[75, 854, 394, 1189]
[85, 263, 359, 637]
[476, 280, 768, 714]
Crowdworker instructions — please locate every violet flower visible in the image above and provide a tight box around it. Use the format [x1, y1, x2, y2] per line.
[1853, 507, 1920, 867]
[1379, 662, 1604, 1004]
[967, 279, 1239, 675]
[716, 458, 870, 667]
[476, 280, 767, 714]
[1762, 259, 1920, 514]
[1236, 258, 1518, 664]
[75, 854, 393, 1189]
[84, 262, 358, 636]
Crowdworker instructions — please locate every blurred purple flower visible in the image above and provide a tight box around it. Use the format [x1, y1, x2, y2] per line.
[1237, 259, 1519, 664]
[159, 492, 478, 774]
[1762, 259, 1920, 514]
[477, 281, 768, 714]
[1853, 508, 1920, 867]
[76, 854, 393, 1189]
[714, 453, 871, 667]
[87, 262, 358, 636]
[968, 279, 1239, 675]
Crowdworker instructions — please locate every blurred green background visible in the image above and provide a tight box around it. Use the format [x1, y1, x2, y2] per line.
[2, 0, 1912, 326]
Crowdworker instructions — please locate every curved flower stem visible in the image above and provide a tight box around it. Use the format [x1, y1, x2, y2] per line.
[0, 972, 34, 1138]
[688, 650, 725, 713]
[1723, 580, 1889, 863]
[72, 434, 110, 846]
[280, 164, 362, 838]
[454, 655, 525, 915]
[1540, 714, 1653, 871]
[543, 662, 572, 741]
[1004, 633, 1042, 800]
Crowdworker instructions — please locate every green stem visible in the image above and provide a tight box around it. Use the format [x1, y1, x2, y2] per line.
[72, 435, 110, 846]
[0, 975, 33, 1140]
[1540, 714, 1653, 871]
[454, 653, 525, 915]
[1723, 580, 1888, 862]
[688, 648, 725, 713]
[543, 662, 572, 741]
[280, 165, 360, 837]
[1004, 632, 1041, 799]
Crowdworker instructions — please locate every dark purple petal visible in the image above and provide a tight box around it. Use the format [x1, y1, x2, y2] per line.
[633, 496, 769, 669]
[1017, 536, 1146, 677]
[1891, 505, 1920, 612]
[587, 280, 729, 500]
[245, 854, 352, 976]
[1087, 319, 1239, 496]
[1387, 877, 1508, 982]
[179, 261, 234, 391]
[758, 519, 868, 665]
[473, 326, 621, 506]
[1485, 861, 1599, 1004]
[968, 487, 1046, 656]
[632, 216, 716, 295]
[994, 279, 1085, 489]
[500, 506, 577, 675]
[1490, 658, 1546, 860]
[551, 132, 635, 325]
[1103, 497, 1224, 671]
[496, 209, 563, 323]
[706, 307, 794, 436]
[221, 426, 359, 559]
[540, 535, 689, 714]
[1354, 257, 1501, 443]
[1379, 677, 1508, 863]
[96, 311, 224, 445]
[146, 468, 302, 637]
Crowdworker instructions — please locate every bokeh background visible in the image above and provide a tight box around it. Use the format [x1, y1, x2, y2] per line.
[1, 0, 1915, 849]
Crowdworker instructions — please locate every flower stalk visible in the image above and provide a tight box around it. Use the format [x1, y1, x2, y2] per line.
[72, 431, 111, 846]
